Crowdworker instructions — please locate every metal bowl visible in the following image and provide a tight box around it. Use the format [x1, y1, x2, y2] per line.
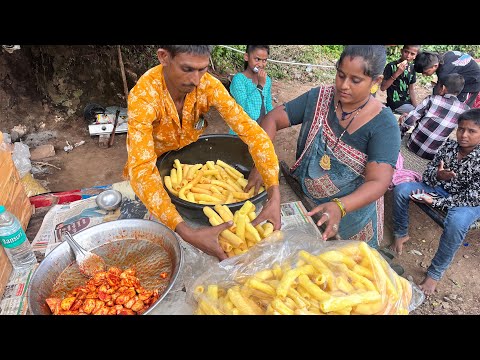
[96, 189, 122, 211]
[27, 219, 183, 315]
[156, 134, 267, 225]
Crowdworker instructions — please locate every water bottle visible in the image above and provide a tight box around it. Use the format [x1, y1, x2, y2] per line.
[0, 205, 37, 269]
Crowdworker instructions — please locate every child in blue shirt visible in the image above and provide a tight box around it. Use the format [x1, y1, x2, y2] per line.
[229, 45, 273, 135]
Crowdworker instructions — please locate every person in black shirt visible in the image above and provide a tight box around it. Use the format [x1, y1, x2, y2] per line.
[414, 50, 480, 107]
[381, 45, 420, 114]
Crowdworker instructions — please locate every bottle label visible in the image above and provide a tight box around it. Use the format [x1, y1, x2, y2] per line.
[0, 228, 27, 248]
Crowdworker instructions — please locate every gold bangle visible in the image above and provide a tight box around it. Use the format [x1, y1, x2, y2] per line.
[332, 198, 346, 218]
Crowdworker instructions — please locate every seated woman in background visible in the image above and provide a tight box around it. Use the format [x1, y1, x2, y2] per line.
[247, 45, 400, 248]
[229, 45, 273, 135]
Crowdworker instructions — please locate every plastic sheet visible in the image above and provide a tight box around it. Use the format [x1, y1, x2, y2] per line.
[11, 142, 31, 178]
[187, 223, 425, 315]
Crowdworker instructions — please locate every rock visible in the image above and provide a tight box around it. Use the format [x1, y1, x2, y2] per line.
[98, 134, 110, 148]
[10, 130, 21, 142]
[420, 261, 429, 268]
[463, 254, 469, 259]
[407, 275, 414, 282]
[30, 144, 56, 160]
[24, 131, 57, 147]
[11, 124, 27, 137]
[449, 294, 458, 300]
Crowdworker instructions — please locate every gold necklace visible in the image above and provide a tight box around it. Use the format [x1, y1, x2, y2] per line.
[319, 101, 367, 171]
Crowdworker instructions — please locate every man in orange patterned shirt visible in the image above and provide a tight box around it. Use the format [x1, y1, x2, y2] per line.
[124, 45, 280, 260]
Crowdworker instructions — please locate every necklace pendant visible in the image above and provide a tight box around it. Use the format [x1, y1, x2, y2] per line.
[319, 154, 331, 170]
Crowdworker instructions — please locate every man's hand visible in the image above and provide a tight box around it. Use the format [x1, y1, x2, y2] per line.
[250, 185, 281, 231]
[245, 166, 263, 196]
[436, 160, 456, 181]
[175, 221, 234, 261]
[409, 189, 433, 205]
[393, 59, 408, 79]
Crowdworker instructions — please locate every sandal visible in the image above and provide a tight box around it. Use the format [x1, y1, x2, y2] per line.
[378, 247, 397, 261]
[389, 263, 405, 276]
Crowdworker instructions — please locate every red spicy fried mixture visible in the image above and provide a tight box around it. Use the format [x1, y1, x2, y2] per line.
[46, 266, 160, 315]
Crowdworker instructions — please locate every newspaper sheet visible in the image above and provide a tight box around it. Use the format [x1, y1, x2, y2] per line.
[0, 264, 37, 315]
[31, 196, 152, 258]
[280, 200, 322, 234]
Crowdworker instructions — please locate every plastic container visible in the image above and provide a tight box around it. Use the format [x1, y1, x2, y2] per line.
[0, 205, 37, 269]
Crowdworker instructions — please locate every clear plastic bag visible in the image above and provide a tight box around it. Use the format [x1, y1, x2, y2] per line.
[187, 223, 425, 315]
[11, 142, 32, 178]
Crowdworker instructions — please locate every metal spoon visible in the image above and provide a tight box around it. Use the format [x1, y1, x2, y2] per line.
[62, 231, 106, 278]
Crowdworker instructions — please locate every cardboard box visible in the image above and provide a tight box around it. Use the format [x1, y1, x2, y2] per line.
[0, 133, 34, 298]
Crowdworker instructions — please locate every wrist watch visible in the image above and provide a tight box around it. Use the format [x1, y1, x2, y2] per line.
[257, 84, 263, 90]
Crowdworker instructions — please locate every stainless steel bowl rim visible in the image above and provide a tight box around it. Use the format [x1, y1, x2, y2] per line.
[27, 218, 184, 315]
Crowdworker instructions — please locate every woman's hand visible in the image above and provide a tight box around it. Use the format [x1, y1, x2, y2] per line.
[257, 69, 267, 88]
[250, 185, 281, 230]
[307, 201, 342, 241]
[175, 221, 234, 261]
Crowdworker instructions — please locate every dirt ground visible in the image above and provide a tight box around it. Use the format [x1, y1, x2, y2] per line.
[5, 77, 480, 315]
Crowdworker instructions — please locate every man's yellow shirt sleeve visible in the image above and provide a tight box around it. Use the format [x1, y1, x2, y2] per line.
[126, 85, 183, 231]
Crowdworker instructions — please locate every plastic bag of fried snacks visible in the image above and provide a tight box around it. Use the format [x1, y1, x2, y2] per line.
[187, 223, 425, 315]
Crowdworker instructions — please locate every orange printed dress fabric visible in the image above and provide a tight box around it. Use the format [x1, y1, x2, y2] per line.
[124, 65, 279, 230]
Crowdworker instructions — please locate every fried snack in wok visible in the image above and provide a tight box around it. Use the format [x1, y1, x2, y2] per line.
[46, 266, 160, 315]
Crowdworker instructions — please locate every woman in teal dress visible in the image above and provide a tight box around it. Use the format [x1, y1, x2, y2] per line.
[248, 45, 400, 248]
[229, 45, 273, 135]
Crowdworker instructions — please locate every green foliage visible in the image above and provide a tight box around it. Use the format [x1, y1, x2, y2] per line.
[318, 45, 344, 59]
[211, 45, 245, 74]
[386, 45, 480, 86]
[211, 45, 342, 83]
[386, 45, 480, 62]
[211, 45, 480, 85]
